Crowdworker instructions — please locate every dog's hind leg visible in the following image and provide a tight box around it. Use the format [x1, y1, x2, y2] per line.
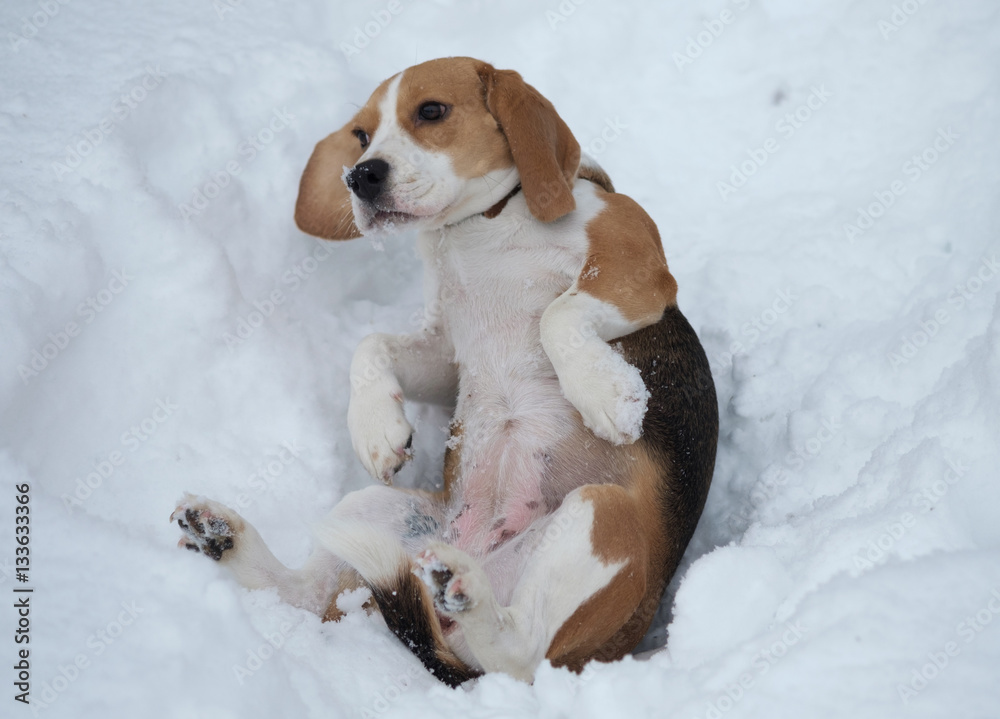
[173, 485, 452, 620]
[174, 486, 479, 683]
[413, 483, 658, 682]
[313, 485, 481, 686]
[172, 494, 350, 616]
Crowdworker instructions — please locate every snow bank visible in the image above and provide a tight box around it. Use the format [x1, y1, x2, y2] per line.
[1, 0, 998, 717]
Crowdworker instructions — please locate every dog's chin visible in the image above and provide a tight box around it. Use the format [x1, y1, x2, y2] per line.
[366, 209, 419, 232]
[355, 203, 450, 235]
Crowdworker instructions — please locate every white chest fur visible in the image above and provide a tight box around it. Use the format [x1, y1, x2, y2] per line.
[417, 182, 605, 555]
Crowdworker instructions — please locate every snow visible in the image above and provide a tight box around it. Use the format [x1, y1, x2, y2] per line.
[2, 0, 999, 717]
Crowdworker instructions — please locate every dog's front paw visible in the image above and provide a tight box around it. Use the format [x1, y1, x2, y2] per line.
[348, 388, 413, 483]
[171, 494, 244, 561]
[560, 351, 649, 445]
[413, 543, 487, 615]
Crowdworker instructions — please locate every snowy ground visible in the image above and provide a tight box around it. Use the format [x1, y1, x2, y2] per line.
[2, 0, 999, 717]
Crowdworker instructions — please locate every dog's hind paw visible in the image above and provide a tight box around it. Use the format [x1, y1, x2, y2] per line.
[171, 494, 243, 561]
[413, 543, 487, 615]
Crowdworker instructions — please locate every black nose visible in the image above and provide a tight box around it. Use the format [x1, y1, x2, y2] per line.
[346, 159, 390, 202]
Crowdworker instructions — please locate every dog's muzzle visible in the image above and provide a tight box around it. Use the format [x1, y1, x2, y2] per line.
[346, 158, 390, 202]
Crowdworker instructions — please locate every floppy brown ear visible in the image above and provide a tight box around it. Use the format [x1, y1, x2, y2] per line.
[294, 123, 364, 240]
[478, 66, 581, 223]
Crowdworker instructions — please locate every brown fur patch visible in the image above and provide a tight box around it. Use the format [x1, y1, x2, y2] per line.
[292, 58, 718, 685]
[394, 58, 514, 181]
[440, 422, 463, 503]
[578, 163, 615, 193]
[297, 57, 581, 236]
[368, 566, 480, 687]
[477, 64, 580, 222]
[578, 189, 678, 324]
[547, 306, 719, 672]
[583, 449, 664, 566]
[545, 447, 666, 670]
[482, 184, 521, 219]
[321, 569, 368, 622]
[294, 78, 392, 241]
[391, 58, 580, 222]
[619, 307, 718, 581]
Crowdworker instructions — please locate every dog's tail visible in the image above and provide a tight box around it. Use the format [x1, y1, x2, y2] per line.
[315, 521, 479, 687]
[578, 152, 615, 193]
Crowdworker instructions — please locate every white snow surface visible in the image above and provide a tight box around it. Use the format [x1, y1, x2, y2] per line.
[2, 0, 999, 717]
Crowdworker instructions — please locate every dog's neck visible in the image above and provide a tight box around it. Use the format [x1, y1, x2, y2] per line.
[481, 184, 522, 220]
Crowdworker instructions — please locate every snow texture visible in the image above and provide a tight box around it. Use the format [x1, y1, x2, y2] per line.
[1, 0, 999, 717]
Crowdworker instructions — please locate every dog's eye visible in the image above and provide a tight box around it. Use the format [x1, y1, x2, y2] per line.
[417, 102, 448, 122]
[353, 129, 370, 148]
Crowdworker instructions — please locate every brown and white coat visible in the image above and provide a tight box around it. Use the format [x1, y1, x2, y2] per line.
[174, 57, 718, 685]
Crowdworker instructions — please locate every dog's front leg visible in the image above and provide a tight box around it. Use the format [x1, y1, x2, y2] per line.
[348, 330, 457, 482]
[540, 288, 655, 445]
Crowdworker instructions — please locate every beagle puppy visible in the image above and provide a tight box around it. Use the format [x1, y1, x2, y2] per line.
[174, 57, 718, 685]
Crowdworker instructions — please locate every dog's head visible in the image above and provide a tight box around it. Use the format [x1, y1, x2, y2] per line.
[294, 57, 581, 240]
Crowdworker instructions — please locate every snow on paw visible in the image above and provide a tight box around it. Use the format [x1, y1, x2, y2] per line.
[348, 388, 414, 483]
[560, 350, 649, 445]
[171, 494, 243, 561]
[413, 543, 485, 615]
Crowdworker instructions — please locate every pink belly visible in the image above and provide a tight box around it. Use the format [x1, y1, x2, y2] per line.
[446, 441, 549, 557]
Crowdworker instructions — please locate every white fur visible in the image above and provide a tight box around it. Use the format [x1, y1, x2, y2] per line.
[179, 74, 658, 683]
[347, 182, 620, 501]
[347, 330, 458, 482]
[540, 287, 649, 444]
[314, 520, 407, 586]
[416, 490, 626, 681]
[352, 72, 520, 233]
[347, 337, 413, 482]
[415, 184, 617, 554]
[173, 496, 345, 614]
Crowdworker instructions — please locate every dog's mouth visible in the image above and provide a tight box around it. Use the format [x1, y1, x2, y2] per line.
[370, 209, 417, 227]
[353, 203, 418, 234]
[357, 200, 445, 234]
